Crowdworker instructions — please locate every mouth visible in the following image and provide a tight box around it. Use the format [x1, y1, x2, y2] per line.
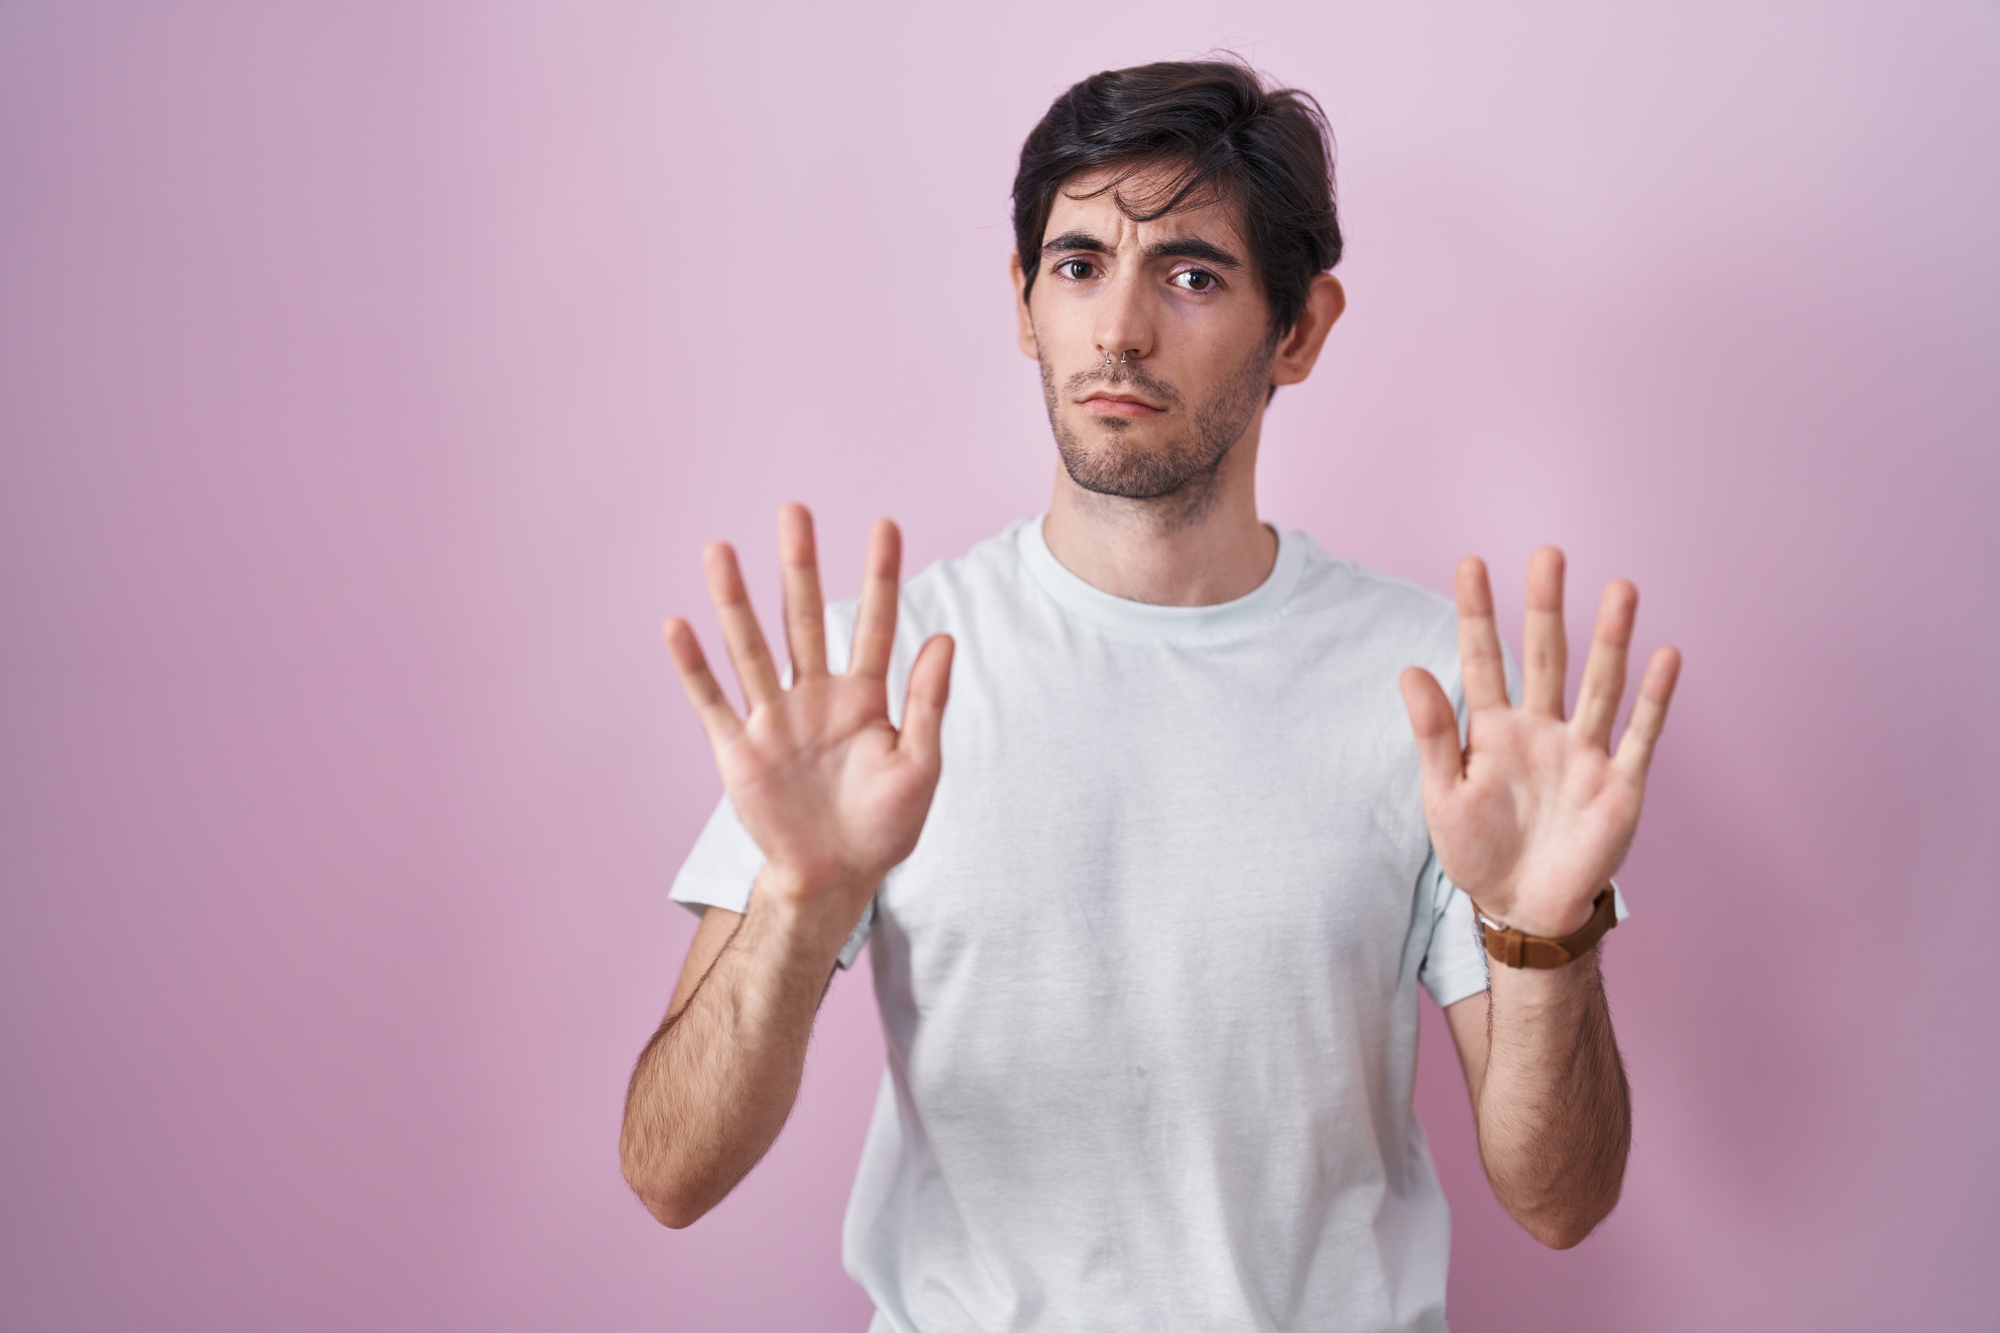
[1078, 391, 1168, 418]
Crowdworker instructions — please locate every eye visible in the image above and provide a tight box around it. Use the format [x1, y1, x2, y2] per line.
[1173, 269, 1218, 292]
[1056, 258, 1096, 281]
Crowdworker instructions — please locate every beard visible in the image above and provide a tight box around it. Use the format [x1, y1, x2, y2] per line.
[1041, 340, 1274, 516]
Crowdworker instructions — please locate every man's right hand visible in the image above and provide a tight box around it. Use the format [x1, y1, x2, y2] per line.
[665, 504, 954, 961]
[622, 506, 951, 1229]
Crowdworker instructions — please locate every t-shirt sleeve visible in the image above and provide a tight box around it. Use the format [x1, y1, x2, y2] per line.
[669, 794, 765, 916]
[1417, 854, 1491, 1008]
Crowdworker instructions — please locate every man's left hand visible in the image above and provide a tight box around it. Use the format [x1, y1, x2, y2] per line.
[1400, 549, 1682, 939]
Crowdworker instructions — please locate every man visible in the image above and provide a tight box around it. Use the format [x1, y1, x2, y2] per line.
[621, 59, 1680, 1332]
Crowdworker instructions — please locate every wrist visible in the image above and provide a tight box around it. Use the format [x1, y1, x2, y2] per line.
[1473, 885, 1604, 941]
[750, 863, 874, 963]
[1476, 886, 1618, 971]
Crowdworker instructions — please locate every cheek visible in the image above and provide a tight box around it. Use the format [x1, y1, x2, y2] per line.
[1030, 300, 1096, 364]
[1160, 305, 1263, 378]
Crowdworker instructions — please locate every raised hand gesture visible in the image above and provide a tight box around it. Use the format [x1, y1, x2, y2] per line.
[1400, 549, 1681, 940]
[664, 504, 954, 947]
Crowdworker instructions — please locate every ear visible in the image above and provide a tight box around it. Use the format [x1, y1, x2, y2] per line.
[1270, 274, 1346, 388]
[1010, 252, 1040, 360]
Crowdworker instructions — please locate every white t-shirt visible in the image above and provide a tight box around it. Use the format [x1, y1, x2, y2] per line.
[671, 517, 1493, 1333]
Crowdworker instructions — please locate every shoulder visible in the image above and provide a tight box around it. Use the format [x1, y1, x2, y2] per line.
[898, 520, 1033, 622]
[825, 520, 1036, 660]
[1286, 535, 1457, 642]
[1279, 537, 1466, 701]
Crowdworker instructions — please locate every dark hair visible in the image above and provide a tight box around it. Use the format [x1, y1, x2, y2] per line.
[1012, 59, 1342, 338]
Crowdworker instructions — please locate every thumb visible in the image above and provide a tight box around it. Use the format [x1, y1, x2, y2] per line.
[1399, 666, 1463, 806]
[897, 634, 954, 768]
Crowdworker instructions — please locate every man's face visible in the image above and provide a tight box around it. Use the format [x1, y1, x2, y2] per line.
[1013, 165, 1277, 504]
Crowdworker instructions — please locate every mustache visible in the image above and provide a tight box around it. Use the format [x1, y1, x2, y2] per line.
[1063, 362, 1184, 410]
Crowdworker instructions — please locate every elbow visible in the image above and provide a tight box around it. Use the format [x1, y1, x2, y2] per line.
[620, 1143, 714, 1230]
[1527, 1217, 1595, 1251]
[1522, 1185, 1622, 1251]
[622, 1164, 711, 1230]
[639, 1191, 706, 1231]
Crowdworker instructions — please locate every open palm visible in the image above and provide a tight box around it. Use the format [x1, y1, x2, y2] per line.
[666, 506, 953, 923]
[1400, 550, 1681, 940]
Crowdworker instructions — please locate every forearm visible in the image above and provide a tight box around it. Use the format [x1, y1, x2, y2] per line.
[1472, 949, 1630, 1248]
[619, 869, 857, 1228]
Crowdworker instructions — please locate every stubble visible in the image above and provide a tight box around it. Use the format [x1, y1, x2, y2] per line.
[1041, 340, 1274, 529]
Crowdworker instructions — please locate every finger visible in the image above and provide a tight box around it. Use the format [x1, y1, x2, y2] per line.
[778, 503, 827, 679]
[1614, 644, 1682, 779]
[702, 541, 783, 709]
[1399, 666, 1465, 806]
[1522, 546, 1568, 718]
[663, 617, 744, 746]
[1455, 557, 1509, 711]
[897, 634, 955, 768]
[1573, 579, 1638, 748]
[848, 518, 902, 679]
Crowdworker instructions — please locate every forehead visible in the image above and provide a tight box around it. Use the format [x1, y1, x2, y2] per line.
[1042, 163, 1248, 251]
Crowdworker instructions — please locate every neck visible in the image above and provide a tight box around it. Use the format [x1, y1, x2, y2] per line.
[1042, 413, 1277, 606]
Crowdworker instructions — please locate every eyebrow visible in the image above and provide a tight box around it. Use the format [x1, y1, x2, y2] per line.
[1040, 231, 1245, 270]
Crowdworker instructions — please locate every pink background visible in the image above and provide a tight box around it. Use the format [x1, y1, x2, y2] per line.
[3, 3, 1996, 1329]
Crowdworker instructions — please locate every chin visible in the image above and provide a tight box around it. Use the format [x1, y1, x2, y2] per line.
[1059, 434, 1212, 501]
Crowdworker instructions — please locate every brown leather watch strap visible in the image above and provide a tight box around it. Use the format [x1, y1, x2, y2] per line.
[1477, 887, 1618, 969]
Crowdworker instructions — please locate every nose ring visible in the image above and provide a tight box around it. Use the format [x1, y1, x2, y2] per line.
[1104, 351, 1129, 366]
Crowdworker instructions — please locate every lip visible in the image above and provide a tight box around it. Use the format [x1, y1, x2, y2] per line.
[1078, 391, 1167, 416]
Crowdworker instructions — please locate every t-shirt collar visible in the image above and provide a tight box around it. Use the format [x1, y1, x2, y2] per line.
[1017, 514, 1306, 641]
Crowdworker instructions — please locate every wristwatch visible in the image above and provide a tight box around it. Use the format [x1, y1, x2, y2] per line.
[1476, 887, 1618, 969]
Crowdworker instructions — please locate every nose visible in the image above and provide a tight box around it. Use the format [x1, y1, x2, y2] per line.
[1093, 266, 1154, 367]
